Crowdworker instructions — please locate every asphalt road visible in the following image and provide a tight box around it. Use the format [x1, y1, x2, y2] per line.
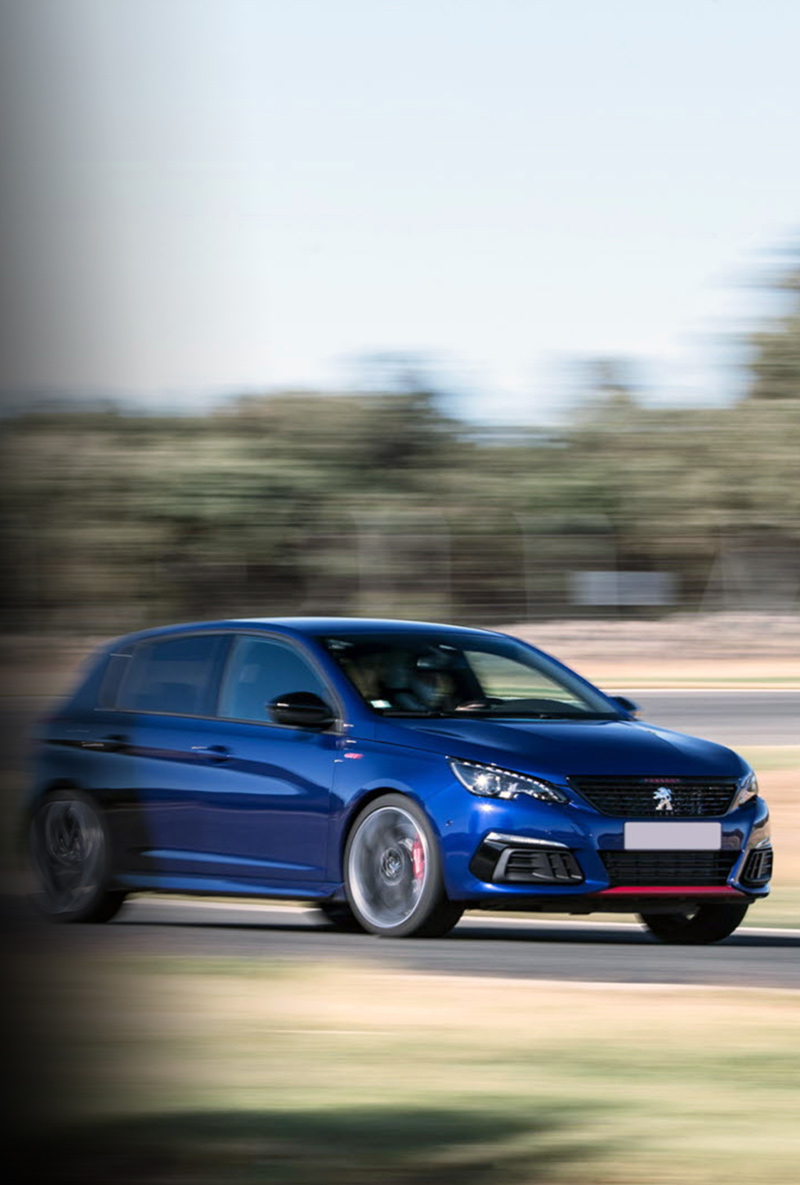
[8, 896, 799, 990]
[628, 689, 799, 747]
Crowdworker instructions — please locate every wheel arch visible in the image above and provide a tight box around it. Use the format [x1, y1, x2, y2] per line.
[27, 778, 90, 819]
[335, 784, 433, 871]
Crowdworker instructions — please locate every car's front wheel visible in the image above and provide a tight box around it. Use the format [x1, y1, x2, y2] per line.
[638, 902, 749, 945]
[344, 794, 463, 938]
[29, 791, 126, 923]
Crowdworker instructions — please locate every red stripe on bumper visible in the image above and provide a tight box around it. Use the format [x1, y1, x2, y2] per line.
[594, 886, 746, 897]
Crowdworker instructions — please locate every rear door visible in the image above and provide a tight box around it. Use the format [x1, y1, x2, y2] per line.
[114, 631, 232, 880]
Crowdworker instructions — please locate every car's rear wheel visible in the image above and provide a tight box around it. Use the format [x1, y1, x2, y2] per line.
[30, 791, 126, 923]
[638, 902, 749, 945]
[344, 794, 463, 938]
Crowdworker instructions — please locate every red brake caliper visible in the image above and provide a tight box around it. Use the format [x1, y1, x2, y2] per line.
[411, 836, 425, 881]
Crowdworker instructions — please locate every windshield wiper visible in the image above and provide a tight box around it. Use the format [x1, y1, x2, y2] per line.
[379, 709, 446, 718]
[443, 708, 618, 720]
[379, 708, 619, 721]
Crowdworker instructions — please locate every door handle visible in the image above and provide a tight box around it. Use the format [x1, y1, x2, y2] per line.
[81, 735, 128, 752]
[190, 744, 231, 762]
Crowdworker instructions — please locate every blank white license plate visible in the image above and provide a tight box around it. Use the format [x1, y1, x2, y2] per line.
[624, 822, 722, 851]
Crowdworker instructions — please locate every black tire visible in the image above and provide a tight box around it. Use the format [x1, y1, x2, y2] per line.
[316, 899, 364, 932]
[344, 793, 463, 938]
[29, 790, 126, 924]
[639, 903, 749, 945]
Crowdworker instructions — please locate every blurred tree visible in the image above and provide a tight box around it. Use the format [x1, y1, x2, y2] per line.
[583, 357, 641, 411]
[747, 264, 800, 401]
[2, 312, 800, 633]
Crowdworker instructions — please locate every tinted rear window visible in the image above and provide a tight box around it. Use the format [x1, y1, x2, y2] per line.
[117, 634, 228, 715]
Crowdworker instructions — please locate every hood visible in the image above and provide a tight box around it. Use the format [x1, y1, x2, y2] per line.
[373, 716, 747, 781]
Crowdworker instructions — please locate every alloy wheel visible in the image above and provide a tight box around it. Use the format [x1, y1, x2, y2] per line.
[347, 805, 429, 930]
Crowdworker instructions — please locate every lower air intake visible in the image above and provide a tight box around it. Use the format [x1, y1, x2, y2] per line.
[600, 851, 738, 887]
[498, 849, 584, 884]
[741, 848, 773, 887]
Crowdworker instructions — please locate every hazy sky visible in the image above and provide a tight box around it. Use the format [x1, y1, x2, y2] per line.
[2, 0, 799, 420]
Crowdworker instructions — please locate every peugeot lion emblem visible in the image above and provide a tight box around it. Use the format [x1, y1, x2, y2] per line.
[654, 786, 674, 813]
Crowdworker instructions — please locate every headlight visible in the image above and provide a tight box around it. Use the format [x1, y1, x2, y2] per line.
[449, 758, 568, 803]
[734, 771, 759, 809]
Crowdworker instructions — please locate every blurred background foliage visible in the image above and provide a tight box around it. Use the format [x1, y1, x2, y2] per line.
[1, 266, 799, 634]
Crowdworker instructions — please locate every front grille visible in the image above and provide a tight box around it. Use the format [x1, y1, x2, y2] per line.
[570, 777, 738, 818]
[741, 848, 773, 887]
[500, 849, 584, 884]
[600, 851, 738, 887]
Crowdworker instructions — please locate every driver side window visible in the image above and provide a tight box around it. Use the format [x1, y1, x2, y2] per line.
[218, 636, 329, 723]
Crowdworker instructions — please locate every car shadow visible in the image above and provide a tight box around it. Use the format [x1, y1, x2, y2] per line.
[114, 910, 649, 944]
[449, 920, 800, 947]
[8, 891, 796, 949]
[10, 1104, 601, 1185]
[117, 916, 322, 935]
[112, 908, 800, 948]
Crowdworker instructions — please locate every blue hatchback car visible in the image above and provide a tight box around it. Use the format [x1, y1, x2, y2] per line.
[27, 617, 772, 944]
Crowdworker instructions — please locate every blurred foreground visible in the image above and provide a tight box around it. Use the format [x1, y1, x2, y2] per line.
[6, 952, 800, 1184]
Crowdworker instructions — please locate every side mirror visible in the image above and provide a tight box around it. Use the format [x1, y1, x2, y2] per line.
[610, 695, 640, 717]
[268, 691, 336, 729]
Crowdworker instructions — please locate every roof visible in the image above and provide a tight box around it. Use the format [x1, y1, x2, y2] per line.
[108, 617, 504, 648]
[227, 617, 500, 636]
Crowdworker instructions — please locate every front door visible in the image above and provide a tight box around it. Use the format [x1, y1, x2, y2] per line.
[195, 633, 340, 885]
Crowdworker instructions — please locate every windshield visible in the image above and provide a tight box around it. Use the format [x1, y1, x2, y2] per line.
[319, 633, 619, 720]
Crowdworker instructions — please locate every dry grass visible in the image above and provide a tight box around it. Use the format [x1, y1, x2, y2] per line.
[737, 758, 799, 926]
[14, 956, 800, 1184]
[507, 613, 800, 687]
[757, 765, 800, 873]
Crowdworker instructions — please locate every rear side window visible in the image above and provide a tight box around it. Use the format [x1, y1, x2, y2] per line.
[218, 635, 330, 723]
[117, 634, 228, 716]
[97, 651, 134, 708]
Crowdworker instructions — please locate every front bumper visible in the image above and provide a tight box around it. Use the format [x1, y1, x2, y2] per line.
[439, 786, 772, 911]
